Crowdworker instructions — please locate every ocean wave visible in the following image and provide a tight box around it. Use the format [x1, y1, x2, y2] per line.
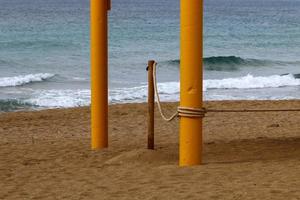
[109, 82, 179, 103]
[0, 99, 34, 112]
[0, 40, 73, 50]
[0, 59, 10, 65]
[205, 74, 300, 90]
[111, 74, 300, 102]
[0, 73, 55, 87]
[5, 74, 300, 110]
[22, 83, 179, 108]
[204, 56, 270, 71]
[167, 56, 298, 71]
[25, 89, 91, 108]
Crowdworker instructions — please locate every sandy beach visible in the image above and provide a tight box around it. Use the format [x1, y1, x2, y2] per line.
[0, 100, 299, 199]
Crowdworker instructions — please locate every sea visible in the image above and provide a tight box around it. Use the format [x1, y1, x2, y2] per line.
[1, 0, 300, 112]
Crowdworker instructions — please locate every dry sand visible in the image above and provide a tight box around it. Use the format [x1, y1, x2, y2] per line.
[0, 100, 300, 200]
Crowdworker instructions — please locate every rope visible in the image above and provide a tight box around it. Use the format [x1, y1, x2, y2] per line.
[153, 62, 179, 121]
[152, 62, 300, 122]
[206, 108, 300, 113]
[177, 107, 206, 118]
[153, 62, 206, 121]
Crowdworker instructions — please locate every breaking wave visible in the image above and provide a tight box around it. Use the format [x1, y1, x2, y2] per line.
[0, 73, 55, 87]
[204, 74, 300, 90]
[24, 89, 91, 108]
[2, 73, 300, 111]
[21, 74, 300, 108]
[0, 99, 35, 112]
[168, 56, 298, 71]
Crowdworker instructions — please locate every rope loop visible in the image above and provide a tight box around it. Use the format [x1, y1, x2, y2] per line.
[151, 61, 300, 122]
[152, 62, 178, 122]
[177, 107, 206, 118]
[152, 62, 205, 121]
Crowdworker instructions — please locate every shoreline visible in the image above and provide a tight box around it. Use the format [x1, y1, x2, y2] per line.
[2, 99, 300, 114]
[1, 100, 300, 199]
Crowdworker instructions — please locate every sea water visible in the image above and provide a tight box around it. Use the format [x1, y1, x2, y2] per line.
[1, 0, 300, 112]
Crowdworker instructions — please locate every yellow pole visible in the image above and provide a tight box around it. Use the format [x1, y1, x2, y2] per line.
[91, 0, 110, 149]
[179, 0, 203, 166]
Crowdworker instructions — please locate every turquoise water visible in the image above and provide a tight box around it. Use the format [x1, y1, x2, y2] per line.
[1, 0, 300, 111]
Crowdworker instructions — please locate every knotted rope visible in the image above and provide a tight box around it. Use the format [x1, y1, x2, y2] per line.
[152, 62, 300, 122]
[153, 62, 206, 121]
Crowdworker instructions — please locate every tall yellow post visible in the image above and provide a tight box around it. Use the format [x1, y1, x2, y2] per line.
[91, 0, 110, 149]
[179, 0, 203, 166]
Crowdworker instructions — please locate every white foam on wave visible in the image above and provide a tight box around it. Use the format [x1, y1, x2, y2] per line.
[110, 74, 300, 101]
[109, 82, 179, 103]
[23, 82, 179, 108]
[0, 73, 55, 87]
[204, 74, 300, 90]
[22, 74, 300, 108]
[25, 89, 91, 108]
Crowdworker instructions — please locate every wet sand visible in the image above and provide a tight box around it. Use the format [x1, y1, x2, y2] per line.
[0, 100, 300, 199]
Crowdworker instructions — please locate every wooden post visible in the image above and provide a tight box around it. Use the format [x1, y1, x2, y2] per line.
[147, 60, 155, 150]
[107, 0, 111, 10]
[179, 0, 203, 166]
[91, 0, 110, 149]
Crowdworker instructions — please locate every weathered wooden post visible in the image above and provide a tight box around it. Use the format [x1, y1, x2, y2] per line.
[147, 60, 155, 150]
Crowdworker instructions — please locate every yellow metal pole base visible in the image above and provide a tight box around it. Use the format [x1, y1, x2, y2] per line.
[179, 119, 203, 166]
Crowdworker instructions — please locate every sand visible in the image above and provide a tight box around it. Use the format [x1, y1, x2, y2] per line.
[0, 100, 300, 200]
